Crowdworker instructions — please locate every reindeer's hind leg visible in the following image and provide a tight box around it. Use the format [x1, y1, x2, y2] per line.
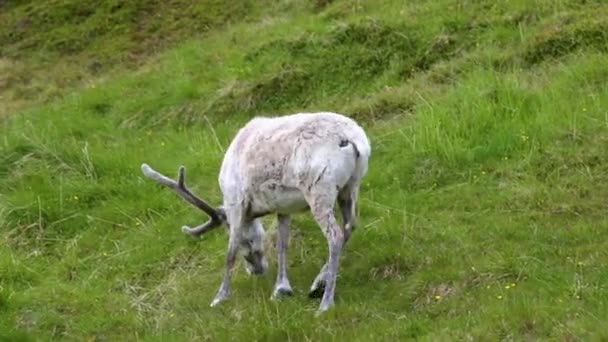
[305, 185, 344, 314]
[338, 182, 359, 244]
[309, 183, 360, 299]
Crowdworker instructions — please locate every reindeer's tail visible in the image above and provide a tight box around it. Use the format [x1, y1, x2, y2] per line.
[346, 125, 371, 181]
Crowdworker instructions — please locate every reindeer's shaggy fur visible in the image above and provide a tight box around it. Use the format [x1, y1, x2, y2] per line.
[141, 111, 371, 314]
[220, 112, 370, 217]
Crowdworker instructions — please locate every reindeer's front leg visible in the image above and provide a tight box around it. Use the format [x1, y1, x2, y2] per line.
[210, 232, 240, 307]
[272, 214, 293, 299]
[211, 208, 243, 307]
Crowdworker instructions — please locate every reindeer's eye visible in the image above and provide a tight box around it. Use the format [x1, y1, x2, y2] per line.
[241, 238, 254, 247]
[243, 253, 255, 264]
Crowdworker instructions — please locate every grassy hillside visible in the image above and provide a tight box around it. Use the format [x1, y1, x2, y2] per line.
[2, 0, 608, 340]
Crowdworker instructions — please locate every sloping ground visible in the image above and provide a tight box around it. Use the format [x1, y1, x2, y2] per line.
[0, 0, 287, 116]
[1, 0, 608, 340]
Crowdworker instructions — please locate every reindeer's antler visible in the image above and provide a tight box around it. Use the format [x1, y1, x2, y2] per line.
[141, 163, 224, 237]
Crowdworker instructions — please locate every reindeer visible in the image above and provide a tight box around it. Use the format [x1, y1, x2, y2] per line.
[140, 112, 371, 314]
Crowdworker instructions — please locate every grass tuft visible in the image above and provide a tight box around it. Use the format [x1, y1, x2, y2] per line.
[524, 13, 608, 65]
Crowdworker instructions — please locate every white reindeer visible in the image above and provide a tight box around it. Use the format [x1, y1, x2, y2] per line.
[140, 112, 371, 314]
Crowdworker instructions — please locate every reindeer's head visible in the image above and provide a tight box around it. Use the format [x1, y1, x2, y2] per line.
[239, 219, 268, 275]
[140, 163, 268, 276]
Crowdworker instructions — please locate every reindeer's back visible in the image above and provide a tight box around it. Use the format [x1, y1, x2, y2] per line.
[218, 112, 370, 210]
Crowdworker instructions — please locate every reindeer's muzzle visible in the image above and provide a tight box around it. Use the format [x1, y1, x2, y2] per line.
[244, 250, 268, 276]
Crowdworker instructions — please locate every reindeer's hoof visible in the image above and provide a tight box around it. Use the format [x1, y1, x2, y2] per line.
[315, 302, 334, 317]
[210, 297, 225, 307]
[210, 292, 230, 307]
[182, 225, 199, 238]
[271, 286, 294, 300]
[308, 280, 326, 299]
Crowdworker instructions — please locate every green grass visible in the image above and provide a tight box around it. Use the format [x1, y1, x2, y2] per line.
[2, 0, 608, 340]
